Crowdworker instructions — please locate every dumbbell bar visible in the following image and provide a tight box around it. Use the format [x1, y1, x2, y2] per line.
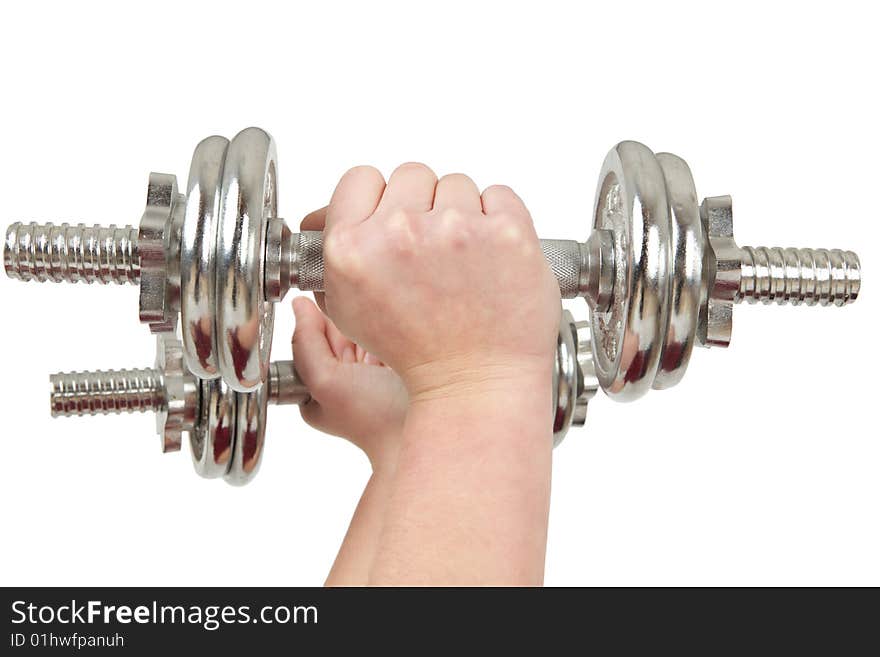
[4, 130, 862, 402]
[47, 334, 309, 485]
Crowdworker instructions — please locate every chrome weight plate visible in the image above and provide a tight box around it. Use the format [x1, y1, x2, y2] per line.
[190, 377, 237, 478]
[181, 135, 229, 379]
[553, 309, 579, 447]
[224, 385, 269, 486]
[216, 127, 278, 392]
[653, 152, 703, 390]
[589, 141, 671, 401]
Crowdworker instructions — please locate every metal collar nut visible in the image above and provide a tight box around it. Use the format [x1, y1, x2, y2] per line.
[154, 333, 198, 452]
[138, 173, 185, 334]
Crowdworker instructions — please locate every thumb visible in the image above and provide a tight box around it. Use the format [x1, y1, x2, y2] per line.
[292, 296, 338, 393]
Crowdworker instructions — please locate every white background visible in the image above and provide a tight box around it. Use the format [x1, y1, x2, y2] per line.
[1, 1, 877, 586]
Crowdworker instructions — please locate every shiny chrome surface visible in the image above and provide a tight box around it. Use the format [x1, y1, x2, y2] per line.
[180, 136, 229, 379]
[224, 383, 268, 485]
[553, 310, 598, 446]
[268, 360, 310, 405]
[653, 153, 702, 390]
[590, 141, 671, 401]
[700, 195, 739, 347]
[50, 368, 164, 416]
[190, 377, 236, 479]
[5, 221, 139, 284]
[571, 317, 597, 428]
[215, 127, 277, 392]
[738, 246, 860, 306]
[49, 334, 197, 453]
[553, 309, 579, 446]
[137, 173, 184, 334]
[151, 334, 198, 453]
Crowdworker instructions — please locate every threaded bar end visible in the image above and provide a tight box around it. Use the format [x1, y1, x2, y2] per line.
[4, 221, 140, 284]
[737, 246, 860, 306]
[50, 368, 165, 417]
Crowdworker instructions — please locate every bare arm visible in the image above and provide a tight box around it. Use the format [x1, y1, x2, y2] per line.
[370, 385, 552, 585]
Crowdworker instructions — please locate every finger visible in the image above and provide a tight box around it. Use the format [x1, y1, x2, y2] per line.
[433, 173, 482, 213]
[323, 314, 353, 360]
[291, 296, 338, 389]
[300, 207, 329, 310]
[377, 162, 438, 214]
[300, 206, 328, 231]
[481, 184, 530, 218]
[325, 166, 386, 231]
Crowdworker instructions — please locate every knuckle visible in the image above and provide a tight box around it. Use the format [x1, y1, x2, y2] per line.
[496, 220, 528, 245]
[438, 206, 464, 226]
[386, 210, 418, 252]
[323, 229, 362, 276]
[437, 208, 469, 249]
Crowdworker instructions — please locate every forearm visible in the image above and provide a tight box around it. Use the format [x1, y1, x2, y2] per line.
[368, 382, 553, 585]
[325, 439, 400, 587]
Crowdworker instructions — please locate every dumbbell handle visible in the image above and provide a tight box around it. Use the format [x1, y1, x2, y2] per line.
[290, 231, 590, 296]
[270, 225, 614, 307]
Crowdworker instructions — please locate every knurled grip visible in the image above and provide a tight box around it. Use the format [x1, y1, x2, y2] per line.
[291, 231, 325, 292]
[540, 239, 584, 299]
[290, 231, 584, 297]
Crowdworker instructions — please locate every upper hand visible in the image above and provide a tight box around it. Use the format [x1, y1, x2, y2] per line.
[321, 163, 561, 401]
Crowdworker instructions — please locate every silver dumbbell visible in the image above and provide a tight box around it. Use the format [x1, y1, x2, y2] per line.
[4, 129, 861, 402]
[46, 313, 598, 484]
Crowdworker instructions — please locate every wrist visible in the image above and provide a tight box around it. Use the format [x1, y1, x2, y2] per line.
[403, 368, 554, 452]
[402, 354, 553, 405]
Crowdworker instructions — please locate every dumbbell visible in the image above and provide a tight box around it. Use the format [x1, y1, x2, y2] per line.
[4, 128, 861, 403]
[46, 312, 597, 484]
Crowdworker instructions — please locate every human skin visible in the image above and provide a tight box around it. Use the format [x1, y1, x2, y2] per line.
[293, 209, 408, 586]
[321, 164, 560, 585]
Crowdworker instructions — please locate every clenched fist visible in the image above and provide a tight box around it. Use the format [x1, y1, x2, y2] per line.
[321, 163, 561, 402]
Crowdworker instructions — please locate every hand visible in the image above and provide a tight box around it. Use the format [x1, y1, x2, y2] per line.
[292, 209, 407, 471]
[322, 164, 561, 401]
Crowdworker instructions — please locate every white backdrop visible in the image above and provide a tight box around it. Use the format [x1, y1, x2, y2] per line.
[1, 1, 877, 586]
